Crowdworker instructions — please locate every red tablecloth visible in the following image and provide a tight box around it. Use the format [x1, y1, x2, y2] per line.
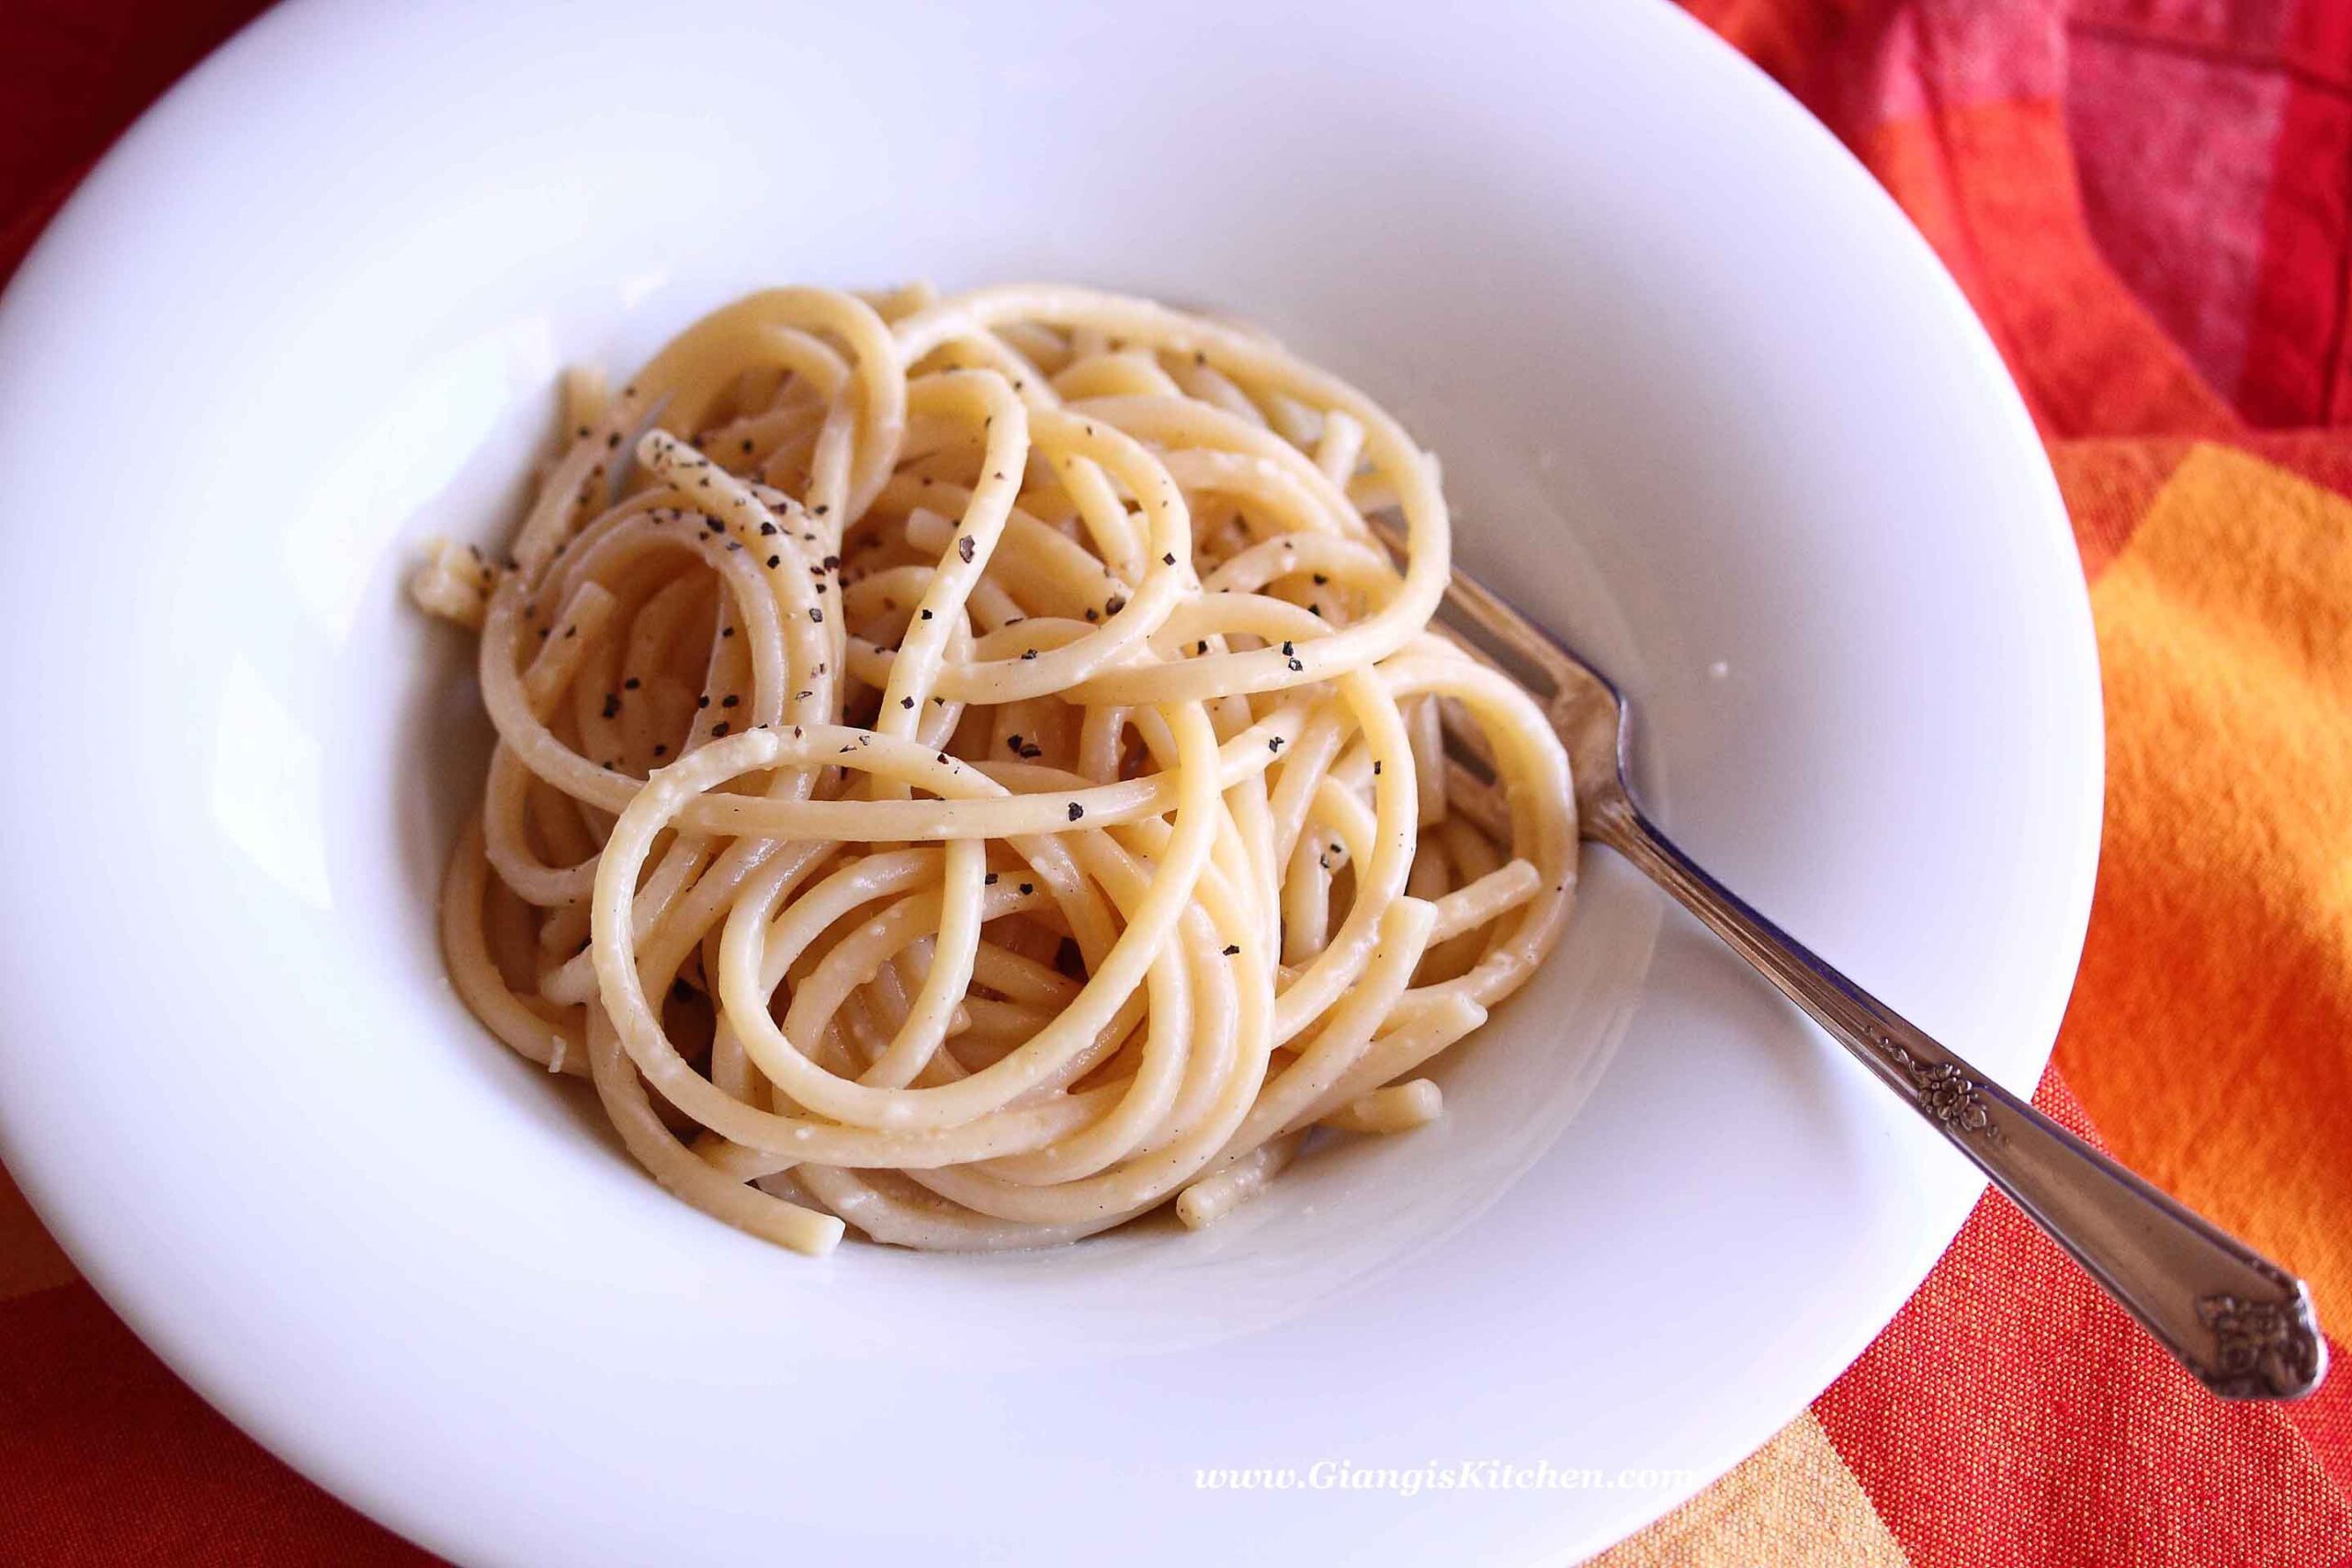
[4, 2, 2347, 1562]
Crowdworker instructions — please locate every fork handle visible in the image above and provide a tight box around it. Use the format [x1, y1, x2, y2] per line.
[1588, 790, 2326, 1401]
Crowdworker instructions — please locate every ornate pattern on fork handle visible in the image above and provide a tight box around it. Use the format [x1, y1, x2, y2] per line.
[1868, 1033, 1997, 1139]
[2199, 1279, 2326, 1399]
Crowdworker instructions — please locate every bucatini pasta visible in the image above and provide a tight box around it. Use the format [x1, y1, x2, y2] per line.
[416, 282, 1577, 1256]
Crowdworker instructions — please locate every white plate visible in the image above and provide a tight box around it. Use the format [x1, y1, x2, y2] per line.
[0, 1, 2100, 1562]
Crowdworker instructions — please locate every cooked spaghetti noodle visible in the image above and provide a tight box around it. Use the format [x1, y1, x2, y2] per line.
[417, 283, 1577, 1255]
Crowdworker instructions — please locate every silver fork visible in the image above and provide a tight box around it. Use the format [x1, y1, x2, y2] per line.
[1380, 520, 2325, 1402]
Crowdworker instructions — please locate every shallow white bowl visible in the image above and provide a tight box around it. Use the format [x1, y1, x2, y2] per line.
[0, 1, 2100, 1562]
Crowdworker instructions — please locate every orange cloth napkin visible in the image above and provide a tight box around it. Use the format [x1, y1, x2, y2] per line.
[2, 1, 2346, 1562]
